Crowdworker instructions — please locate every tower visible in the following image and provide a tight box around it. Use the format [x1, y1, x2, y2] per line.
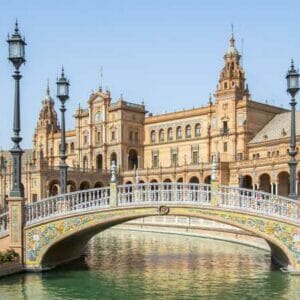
[33, 83, 60, 164]
[215, 32, 249, 102]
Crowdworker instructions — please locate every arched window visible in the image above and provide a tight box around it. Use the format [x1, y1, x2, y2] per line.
[167, 128, 173, 141]
[159, 129, 164, 142]
[195, 123, 201, 137]
[176, 126, 182, 139]
[150, 130, 156, 143]
[111, 152, 117, 166]
[128, 149, 138, 170]
[186, 125, 192, 138]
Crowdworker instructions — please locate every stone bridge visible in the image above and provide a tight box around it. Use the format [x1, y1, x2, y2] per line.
[0, 182, 300, 274]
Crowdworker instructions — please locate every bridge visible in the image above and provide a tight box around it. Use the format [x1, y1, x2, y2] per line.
[0, 181, 300, 274]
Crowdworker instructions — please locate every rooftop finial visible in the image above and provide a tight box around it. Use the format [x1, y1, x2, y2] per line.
[46, 79, 50, 96]
[99, 66, 103, 91]
[230, 24, 235, 47]
[61, 65, 65, 77]
[291, 58, 295, 70]
[15, 19, 19, 33]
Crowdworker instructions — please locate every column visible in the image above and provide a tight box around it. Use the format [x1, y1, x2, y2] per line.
[8, 196, 24, 261]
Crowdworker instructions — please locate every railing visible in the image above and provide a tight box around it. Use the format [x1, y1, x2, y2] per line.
[218, 185, 300, 222]
[118, 183, 211, 206]
[22, 182, 300, 226]
[0, 212, 8, 235]
[25, 187, 110, 225]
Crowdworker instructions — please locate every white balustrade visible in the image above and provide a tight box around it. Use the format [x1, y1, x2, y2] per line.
[22, 183, 300, 226]
[25, 187, 110, 225]
[117, 182, 211, 206]
[218, 185, 300, 222]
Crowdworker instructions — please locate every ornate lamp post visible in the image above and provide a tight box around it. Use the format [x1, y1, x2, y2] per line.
[56, 67, 70, 194]
[286, 60, 300, 200]
[7, 21, 26, 198]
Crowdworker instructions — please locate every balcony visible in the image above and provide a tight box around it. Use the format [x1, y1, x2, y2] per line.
[220, 128, 229, 136]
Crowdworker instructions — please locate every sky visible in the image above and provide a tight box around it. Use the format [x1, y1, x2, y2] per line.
[0, 0, 299, 149]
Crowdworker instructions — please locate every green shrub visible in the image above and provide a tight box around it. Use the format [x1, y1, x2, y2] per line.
[0, 249, 19, 264]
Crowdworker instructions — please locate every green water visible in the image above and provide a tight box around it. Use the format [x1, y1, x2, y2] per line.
[0, 229, 299, 299]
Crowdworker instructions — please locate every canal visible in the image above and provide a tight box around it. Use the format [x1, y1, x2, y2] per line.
[0, 229, 299, 299]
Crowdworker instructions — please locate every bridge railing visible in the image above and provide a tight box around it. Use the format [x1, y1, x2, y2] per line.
[25, 187, 110, 225]
[0, 212, 8, 235]
[218, 185, 300, 222]
[117, 182, 211, 206]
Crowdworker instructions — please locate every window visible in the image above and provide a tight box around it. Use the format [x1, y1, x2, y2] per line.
[97, 132, 101, 143]
[172, 153, 178, 166]
[176, 126, 182, 139]
[192, 151, 198, 164]
[111, 131, 116, 141]
[84, 134, 88, 145]
[152, 152, 159, 168]
[237, 153, 243, 160]
[159, 129, 164, 142]
[223, 142, 228, 152]
[135, 132, 138, 142]
[195, 124, 201, 137]
[70, 142, 75, 153]
[223, 121, 228, 131]
[167, 128, 173, 141]
[186, 125, 192, 138]
[129, 131, 133, 141]
[95, 111, 102, 123]
[151, 130, 156, 143]
[224, 82, 228, 89]
[267, 151, 271, 158]
[32, 194, 37, 203]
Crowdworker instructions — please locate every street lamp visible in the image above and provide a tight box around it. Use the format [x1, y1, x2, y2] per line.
[286, 60, 300, 200]
[7, 20, 26, 197]
[56, 67, 70, 194]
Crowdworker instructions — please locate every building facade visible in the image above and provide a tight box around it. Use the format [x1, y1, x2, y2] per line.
[0, 33, 299, 209]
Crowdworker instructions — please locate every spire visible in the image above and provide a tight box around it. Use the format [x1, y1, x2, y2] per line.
[99, 66, 103, 91]
[46, 79, 50, 97]
[15, 19, 19, 34]
[230, 24, 235, 47]
[225, 25, 238, 56]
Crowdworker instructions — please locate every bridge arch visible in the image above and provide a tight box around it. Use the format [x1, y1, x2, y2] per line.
[25, 205, 296, 272]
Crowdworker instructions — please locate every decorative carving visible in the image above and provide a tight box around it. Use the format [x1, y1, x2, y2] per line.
[158, 205, 169, 215]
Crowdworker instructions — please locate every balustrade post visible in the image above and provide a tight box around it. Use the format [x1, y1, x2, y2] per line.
[210, 155, 219, 207]
[110, 161, 118, 207]
[7, 196, 25, 263]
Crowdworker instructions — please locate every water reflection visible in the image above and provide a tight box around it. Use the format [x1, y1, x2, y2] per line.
[0, 229, 299, 299]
